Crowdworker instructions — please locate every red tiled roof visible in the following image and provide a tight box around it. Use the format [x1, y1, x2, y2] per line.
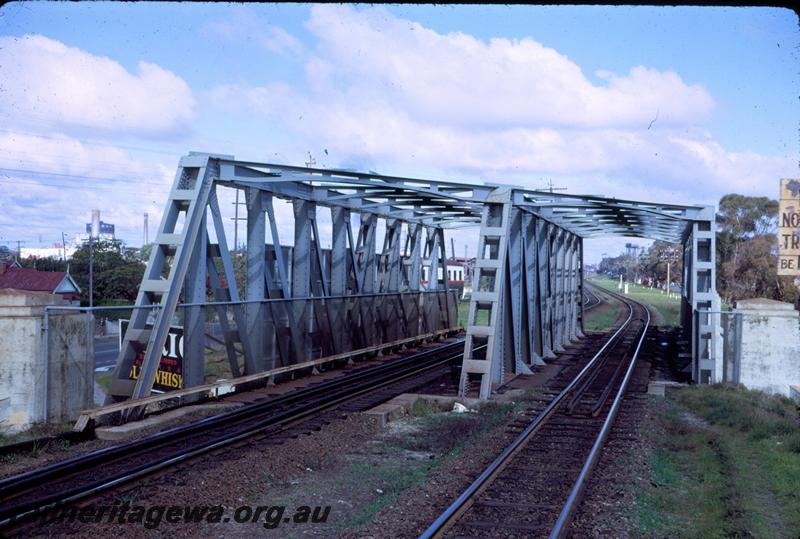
[0, 268, 71, 293]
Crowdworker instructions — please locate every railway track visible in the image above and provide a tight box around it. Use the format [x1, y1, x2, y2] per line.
[0, 339, 466, 530]
[422, 286, 650, 538]
[582, 287, 602, 311]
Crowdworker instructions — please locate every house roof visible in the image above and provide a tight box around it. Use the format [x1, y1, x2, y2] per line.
[0, 267, 80, 294]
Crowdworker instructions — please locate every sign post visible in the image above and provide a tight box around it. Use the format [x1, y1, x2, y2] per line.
[778, 178, 800, 276]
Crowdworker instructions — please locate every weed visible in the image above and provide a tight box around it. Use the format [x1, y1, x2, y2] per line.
[409, 399, 443, 417]
[634, 387, 800, 538]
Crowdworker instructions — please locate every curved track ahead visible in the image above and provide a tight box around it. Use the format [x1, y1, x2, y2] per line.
[0, 339, 466, 530]
[422, 285, 650, 539]
[582, 287, 602, 311]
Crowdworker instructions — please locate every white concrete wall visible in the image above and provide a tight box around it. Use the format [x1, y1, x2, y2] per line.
[0, 290, 93, 433]
[736, 299, 800, 397]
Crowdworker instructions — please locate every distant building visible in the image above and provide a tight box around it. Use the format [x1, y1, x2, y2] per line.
[85, 220, 115, 240]
[20, 243, 78, 260]
[421, 257, 475, 299]
[0, 260, 81, 304]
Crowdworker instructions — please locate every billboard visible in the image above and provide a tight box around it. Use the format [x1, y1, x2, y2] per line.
[778, 179, 800, 276]
[119, 319, 183, 393]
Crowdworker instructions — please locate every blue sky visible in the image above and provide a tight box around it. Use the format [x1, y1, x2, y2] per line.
[0, 3, 797, 263]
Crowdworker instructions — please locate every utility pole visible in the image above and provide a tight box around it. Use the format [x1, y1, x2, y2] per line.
[541, 179, 568, 194]
[659, 247, 679, 297]
[231, 190, 246, 251]
[89, 210, 100, 308]
[233, 189, 239, 251]
[61, 232, 67, 261]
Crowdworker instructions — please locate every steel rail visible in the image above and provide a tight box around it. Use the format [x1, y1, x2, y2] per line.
[582, 287, 602, 311]
[0, 339, 462, 498]
[419, 296, 636, 539]
[0, 341, 469, 528]
[549, 292, 651, 538]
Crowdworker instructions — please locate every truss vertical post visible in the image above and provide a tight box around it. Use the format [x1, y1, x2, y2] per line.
[566, 233, 579, 342]
[436, 227, 453, 330]
[458, 188, 512, 398]
[537, 219, 555, 359]
[183, 212, 207, 397]
[523, 212, 546, 365]
[330, 207, 349, 352]
[577, 236, 585, 336]
[356, 213, 378, 346]
[292, 200, 313, 362]
[507, 208, 534, 375]
[245, 188, 267, 373]
[407, 223, 423, 292]
[552, 228, 567, 352]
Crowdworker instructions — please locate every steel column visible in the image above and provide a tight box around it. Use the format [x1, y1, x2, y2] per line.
[245, 188, 267, 373]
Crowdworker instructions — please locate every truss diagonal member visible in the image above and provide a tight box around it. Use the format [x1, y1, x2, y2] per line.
[110, 155, 218, 420]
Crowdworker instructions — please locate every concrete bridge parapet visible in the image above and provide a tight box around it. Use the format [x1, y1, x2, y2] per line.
[0, 289, 94, 433]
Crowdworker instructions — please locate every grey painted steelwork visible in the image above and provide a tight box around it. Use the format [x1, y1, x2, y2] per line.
[109, 152, 717, 407]
[680, 207, 722, 383]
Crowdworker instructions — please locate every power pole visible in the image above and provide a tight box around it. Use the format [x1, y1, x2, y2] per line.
[231, 190, 246, 251]
[541, 179, 568, 194]
[61, 232, 67, 261]
[233, 189, 239, 251]
[659, 247, 679, 297]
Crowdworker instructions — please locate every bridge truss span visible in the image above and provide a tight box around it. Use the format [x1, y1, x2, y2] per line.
[108, 152, 719, 412]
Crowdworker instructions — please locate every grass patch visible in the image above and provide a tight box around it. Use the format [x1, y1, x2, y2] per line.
[634, 386, 800, 538]
[347, 401, 516, 529]
[95, 370, 115, 393]
[589, 276, 681, 326]
[582, 292, 623, 331]
[457, 300, 470, 327]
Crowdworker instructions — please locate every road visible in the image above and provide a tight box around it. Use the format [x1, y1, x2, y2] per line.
[94, 336, 119, 372]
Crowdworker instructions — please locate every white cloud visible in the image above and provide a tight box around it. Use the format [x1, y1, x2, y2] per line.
[0, 131, 175, 246]
[0, 35, 195, 137]
[304, 5, 714, 129]
[207, 5, 794, 207]
[207, 9, 304, 56]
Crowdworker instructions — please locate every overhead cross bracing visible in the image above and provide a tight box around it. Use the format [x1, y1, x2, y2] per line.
[107, 152, 718, 415]
[217, 158, 705, 242]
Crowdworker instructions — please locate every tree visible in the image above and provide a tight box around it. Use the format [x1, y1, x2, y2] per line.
[20, 256, 68, 272]
[95, 263, 146, 302]
[0, 245, 13, 261]
[139, 242, 155, 262]
[638, 241, 683, 289]
[716, 193, 798, 305]
[70, 239, 145, 305]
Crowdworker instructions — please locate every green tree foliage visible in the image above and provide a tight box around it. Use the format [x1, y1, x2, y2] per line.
[637, 240, 683, 289]
[70, 239, 145, 305]
[716, 194, 797, 305]
[20, 256, 68, 272]
[139, 242, 155, 262]
[0, 245, 14, 261]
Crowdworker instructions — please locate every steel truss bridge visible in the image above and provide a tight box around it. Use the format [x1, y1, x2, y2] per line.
[107, 152, 720, 410]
